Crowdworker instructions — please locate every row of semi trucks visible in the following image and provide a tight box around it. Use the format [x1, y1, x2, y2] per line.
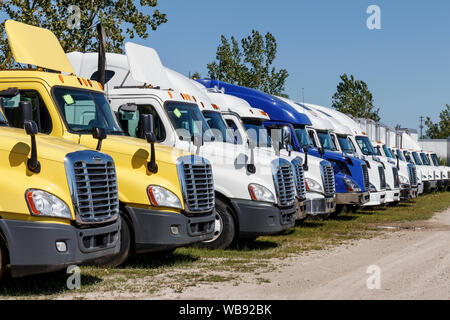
[0, 20, 448, 280]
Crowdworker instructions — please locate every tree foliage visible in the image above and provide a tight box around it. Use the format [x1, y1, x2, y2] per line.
[332, 74, 380, 122]
[0, 0, 167, 64]
[425, 104, 450, 139]
[207, 30, 289, 97]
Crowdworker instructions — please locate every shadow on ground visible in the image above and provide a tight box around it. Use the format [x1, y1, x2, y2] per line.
[0, 270, 101, 297]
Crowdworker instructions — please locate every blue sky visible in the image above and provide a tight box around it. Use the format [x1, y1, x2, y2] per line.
[2, 0, 449, 131]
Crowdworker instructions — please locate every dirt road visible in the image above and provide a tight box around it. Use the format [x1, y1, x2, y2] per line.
[158, 207, 450, 300]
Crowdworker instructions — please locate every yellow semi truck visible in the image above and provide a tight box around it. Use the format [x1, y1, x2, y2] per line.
[0, 95, 121, 279]
[0, 20, 216, 266]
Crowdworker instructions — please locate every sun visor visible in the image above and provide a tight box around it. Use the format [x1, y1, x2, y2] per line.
[5, 20, 75, 74]
[125, 42, 171, 89]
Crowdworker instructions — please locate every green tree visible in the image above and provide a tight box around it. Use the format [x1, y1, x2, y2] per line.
[425, 104, 450, 139]
[332, 74, 380, 122]
[0, 0, 167, 64]
[207, 30, 289, 96]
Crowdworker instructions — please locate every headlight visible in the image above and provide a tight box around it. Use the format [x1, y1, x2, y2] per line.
[399, 175, 409, 185]
[26, 189, 71, 219]
[147, 186, 182, 209]
[429, 175, 432, 179]
[342, 177, 361, 192]
[386, 183, 392, 191]
[248, 184, 276, 203]
[369, 183, 377, 192]
[422, 174, 427, 179]
[305, 178, 323, 193]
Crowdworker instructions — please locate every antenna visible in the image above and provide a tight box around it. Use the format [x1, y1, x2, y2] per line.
[302, 88, 305, 104]
[419, 116, 424, 139]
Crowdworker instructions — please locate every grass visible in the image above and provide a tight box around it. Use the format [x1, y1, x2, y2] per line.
[1, 191, 449, 299]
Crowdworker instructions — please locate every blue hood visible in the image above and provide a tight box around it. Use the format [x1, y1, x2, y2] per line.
[197, 79, 312, 126]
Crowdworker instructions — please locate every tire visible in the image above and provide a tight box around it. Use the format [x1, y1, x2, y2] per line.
[330, 204, 346, 218]
[0, 236, 7, 280]
[92, 214, 131, 268]
[195, 198, 236, 250]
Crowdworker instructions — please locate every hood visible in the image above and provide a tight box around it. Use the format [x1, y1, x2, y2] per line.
[0, 126, 94, 163]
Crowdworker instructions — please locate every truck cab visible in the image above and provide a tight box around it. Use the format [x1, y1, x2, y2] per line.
[1, 20, 215, 266]
[0, 87, 120, 279]
[68, 43, 299, 250]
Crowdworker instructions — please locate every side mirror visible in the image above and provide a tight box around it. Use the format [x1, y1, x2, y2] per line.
[318, 147, 325, 158]
[140, 114, 158, 173]
[246, 138, 257, 174]
[302, 146, 309, 171]
[20, 101, 33, 124]
[92, 127, 107, 151]
[24, 120, 40, 173]
[118, 103, 138, 113]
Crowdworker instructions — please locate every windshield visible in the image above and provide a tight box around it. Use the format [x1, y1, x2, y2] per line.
[293, 125, 314, 148]
[337, 135, 355, 153]
[53, 88, 123, 134]
[202, 111, 234, 144]
[402, 151, 414, 164]
[317, 131, 337, 151]
[356, 136, 377, 156]
[420, 153, 431, 165]
[166, 102, 213, 141]
[243, 118, 271, 148]
[382, 145, 394, 159]
[430, 153, 440, 166]
[412, 152, 422, 165]
[0, 105, 8, 125]
[395, 150, 405, 161]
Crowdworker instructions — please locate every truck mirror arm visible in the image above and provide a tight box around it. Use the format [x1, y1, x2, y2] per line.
[24, 120, 41, 173]
[246, 138, 256, 174]
[140, 114, 158, 173]
[302, 146, 309, 171]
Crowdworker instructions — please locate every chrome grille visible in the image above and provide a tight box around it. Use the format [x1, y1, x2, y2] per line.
[272, 159, 296, 207]
[378, 166, 386, 190]
[320, 161, 335, 196]
[408, 165, 418, 187]
[361, 163, 370, 190]
[292, 158, 306, 199]
[65, 151, 119, 224]
[178, 156, 215, 213]
[392, 167, 400, 188]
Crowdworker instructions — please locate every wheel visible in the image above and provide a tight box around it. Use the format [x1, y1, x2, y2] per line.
[330, 205, 346, 218]
[92, 214, 131, 267]
[195, 198, 236, 250]
[0, 236, 7, 280]
[296, 217, 308, 225]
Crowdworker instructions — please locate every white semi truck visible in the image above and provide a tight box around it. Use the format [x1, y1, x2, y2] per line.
[68, 43, 300, 249]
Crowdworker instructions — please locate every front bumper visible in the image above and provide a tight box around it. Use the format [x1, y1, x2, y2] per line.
[429, 180, 438, 190]
[336, 191, 370, 205]
[306, 196, 336, 216]
[126, 206, 215, 254]
[385, 189, 401, 203]
[362, 191, 386, 207]
[400, 186, 418, 200]
[230, 199, 296, 238]
[418, 183, 424, 195]
[0, 218, 120, 278]
[296, 198, 308, 221]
